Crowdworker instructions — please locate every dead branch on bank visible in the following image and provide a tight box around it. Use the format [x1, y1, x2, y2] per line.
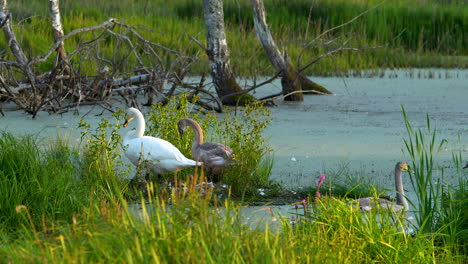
[0, 0, 222, 118]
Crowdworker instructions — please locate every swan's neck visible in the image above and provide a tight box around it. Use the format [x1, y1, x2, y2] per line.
[134, 110, 145, 138]
[185, 120, 204, 149]
[125, 110, 145, 140]
[395, 167, 409, 211]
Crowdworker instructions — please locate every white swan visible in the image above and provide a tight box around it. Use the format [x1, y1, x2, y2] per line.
[356, 161, 410, 212]
[122, 108, 202, 176]
[178, 118, 234, 181]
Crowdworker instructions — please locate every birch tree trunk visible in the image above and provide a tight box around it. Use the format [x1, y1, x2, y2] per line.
[49, 0, 70, 75]
[203, 0, 255, 105]
[249, 0, 331, 101]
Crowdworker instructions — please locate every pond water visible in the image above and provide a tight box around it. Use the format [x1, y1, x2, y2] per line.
[259, 69, 468, 191]
[1, 69, 467, 226]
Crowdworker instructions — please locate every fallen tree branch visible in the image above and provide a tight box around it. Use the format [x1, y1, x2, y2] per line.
[259, 89, 335, 101]
[219, 71, 282, 102]
[29, 18, 119, 65]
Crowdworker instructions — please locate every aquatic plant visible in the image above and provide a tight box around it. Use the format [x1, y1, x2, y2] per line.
[315, 173, 326, 197]
[1, 183, 454, 263]
[0, 131, 464, 262]
[78, 111, 129, 198]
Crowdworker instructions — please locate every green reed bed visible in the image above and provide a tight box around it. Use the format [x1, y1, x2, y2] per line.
[402, 106, 467, 257]
[2, 0, 466, 76]
[145, 94, 273, 197]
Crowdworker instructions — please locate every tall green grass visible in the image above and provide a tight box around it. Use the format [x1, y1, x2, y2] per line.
[0, 112, 466, 262]
[402, 106, 467, 256]
[0, 184, 457, 263]
[0, 132, 86, 230]
[1, 0, 466, 76]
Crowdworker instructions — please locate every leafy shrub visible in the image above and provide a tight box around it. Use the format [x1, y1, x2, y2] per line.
[78, 111, 128, 199]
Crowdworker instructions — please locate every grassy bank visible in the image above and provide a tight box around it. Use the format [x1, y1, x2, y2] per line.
[0, 134, 465, 262]
[0, 106, 467, 262]
[2, 0, 467, 76]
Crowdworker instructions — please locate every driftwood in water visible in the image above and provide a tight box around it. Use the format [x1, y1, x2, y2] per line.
[249, 0, 332, 101]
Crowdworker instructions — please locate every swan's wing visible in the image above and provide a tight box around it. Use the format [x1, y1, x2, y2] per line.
[125, 136, 194, 163]
[198, 142, 234, 158]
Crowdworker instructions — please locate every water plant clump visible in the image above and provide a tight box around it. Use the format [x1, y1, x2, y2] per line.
[0, 177, 459, 263]
[0, 114, 466, 262]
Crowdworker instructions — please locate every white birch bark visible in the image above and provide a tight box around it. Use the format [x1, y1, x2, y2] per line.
[49, 0, 70, 73]
[202, 0, 246, 103]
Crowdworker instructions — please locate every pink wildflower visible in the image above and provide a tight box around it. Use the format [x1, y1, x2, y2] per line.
[316, 174, 326, 187]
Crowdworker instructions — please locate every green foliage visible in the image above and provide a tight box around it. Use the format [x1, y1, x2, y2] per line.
[1, 193, 458, 263]
[145, 94, 273, 196]
[289, 197, 441, 263]
[321, 163, 378, 199]
[402, 106, 446, 233]
[77, 110, 128, 199]
[217, 103, 273, 196]
[0, 132, 86, 230]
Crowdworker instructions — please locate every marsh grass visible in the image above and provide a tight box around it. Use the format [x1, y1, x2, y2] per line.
[0, 189, 453, 263]
[321, 163, 379, 199]
[78, 111, 129, 200]
[0, 132, 87, 230]
[402, 106, 467, 256]
[2, 0, 466, 76]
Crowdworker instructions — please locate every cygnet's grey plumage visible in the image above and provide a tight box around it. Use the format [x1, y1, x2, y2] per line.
[178, 118, 234, 181]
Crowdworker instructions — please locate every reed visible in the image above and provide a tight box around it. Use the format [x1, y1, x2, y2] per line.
[0, 132, 86, 230]
[0, 126, 465, 262]
[401, 106, 467, 256]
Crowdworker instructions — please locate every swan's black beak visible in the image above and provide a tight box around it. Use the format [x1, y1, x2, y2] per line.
[178, 128, 184, 138]
[463, 161, 468, 169]
[123, 119, 129, 128]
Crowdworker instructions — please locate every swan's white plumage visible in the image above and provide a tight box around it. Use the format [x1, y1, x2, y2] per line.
[123, 108, 202, 175]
